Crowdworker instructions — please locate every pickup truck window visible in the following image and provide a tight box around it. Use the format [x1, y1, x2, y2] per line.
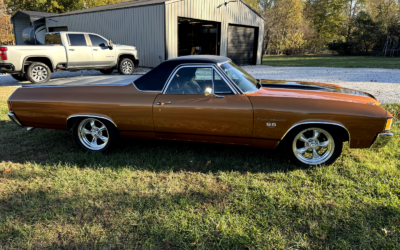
[68, 34, 87, 46]
[45, 33, 62, 45]
[89, 35, 108, 47]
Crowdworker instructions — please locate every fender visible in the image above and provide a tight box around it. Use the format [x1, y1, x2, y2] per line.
[281, 121, 351, 142]
[66, 114, 118, 130]
[22, 55, 55, 73]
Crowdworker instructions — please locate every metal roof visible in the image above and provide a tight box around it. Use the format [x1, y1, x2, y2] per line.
[12, 10, 58, 22]
[47, 0, 264, 20]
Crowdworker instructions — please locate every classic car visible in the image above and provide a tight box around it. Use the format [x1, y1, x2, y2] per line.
[7, 55, 393, 167]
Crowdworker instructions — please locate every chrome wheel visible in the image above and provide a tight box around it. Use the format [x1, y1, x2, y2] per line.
[78, 118, 109, 151]
[32, 66, 48, 81]
[292, 128, 335, 165]
[121, 61, 133, 74]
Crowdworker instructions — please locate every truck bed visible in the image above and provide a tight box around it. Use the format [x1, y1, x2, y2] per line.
[21, 75, 143, 87]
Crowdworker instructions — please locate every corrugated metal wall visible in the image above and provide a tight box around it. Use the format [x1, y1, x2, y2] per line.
[165, 0, 264, 64]
[12, 12, 31, 45]
[45, 4, 165, 67]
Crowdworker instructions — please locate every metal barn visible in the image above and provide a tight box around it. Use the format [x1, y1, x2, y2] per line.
[42, 0, 265, 67]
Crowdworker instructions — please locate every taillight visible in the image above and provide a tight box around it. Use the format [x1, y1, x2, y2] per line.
[7, 101, 12, 112]
[0, 47, 7, 60]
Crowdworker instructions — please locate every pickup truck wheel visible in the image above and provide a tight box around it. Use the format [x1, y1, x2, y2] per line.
[118, 58, 134, 75]
[284, 126, 343, 167]
[26, 62, 51, 83]
[73, 118, 118, 153]
[99, 69, 114, 74]
[11, 73, 27, 81]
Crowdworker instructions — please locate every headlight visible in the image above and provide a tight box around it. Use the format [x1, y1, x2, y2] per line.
[385, 118, 393, 131]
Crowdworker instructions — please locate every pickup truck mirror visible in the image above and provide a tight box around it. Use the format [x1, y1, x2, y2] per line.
[108, 40, 114, 50]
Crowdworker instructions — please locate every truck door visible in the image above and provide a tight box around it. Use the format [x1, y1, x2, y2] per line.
[66, 33, 92, 68]
[88, 34, 115, 67]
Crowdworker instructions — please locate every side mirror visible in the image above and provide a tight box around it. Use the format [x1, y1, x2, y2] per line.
[205, 87, 213, 97]
[108, 40, 114, 50]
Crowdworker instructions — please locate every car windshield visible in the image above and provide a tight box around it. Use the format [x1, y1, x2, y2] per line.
[220, 62, 260, 94]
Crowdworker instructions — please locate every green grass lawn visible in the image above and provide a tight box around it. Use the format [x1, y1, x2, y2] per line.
[262, 55, 400, 69]
[1, 101, 400, 249]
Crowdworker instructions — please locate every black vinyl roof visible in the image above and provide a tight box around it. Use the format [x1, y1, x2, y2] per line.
[47, 0, 264, 20]
[134, 55, 231, 91]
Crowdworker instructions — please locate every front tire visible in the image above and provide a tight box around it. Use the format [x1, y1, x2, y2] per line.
[72, 118, 118, 153]
[11, 73, 27, 81]
[26, 62, 51, 83]
[118, 58, 134, 75]
[284, 126, 343, 167]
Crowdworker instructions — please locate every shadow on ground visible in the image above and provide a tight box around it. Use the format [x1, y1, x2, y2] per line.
[0, 120, 297, 174]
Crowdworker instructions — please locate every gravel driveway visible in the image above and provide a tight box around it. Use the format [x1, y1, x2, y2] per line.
[1, 66, 399, 103]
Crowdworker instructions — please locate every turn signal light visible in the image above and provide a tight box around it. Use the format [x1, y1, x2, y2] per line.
[0, 47, 7, 60]
[7, 101, 12, 112]
[385, 118, 393, 131]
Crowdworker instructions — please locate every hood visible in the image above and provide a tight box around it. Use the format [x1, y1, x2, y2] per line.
[253, 80, 380, 105]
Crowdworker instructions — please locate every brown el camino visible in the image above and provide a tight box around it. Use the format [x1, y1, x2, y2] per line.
[7, 55, 393, 167]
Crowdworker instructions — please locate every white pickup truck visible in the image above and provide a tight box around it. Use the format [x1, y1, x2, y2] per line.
[0, 32, 139, 83]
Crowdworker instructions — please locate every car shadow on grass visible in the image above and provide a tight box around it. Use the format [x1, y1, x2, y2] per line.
[0, 120, 297, 174]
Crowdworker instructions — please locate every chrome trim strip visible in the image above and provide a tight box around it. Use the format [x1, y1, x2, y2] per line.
[67, 114, 118, 128]
[132, 81, 162, 93]
[370, 132, 393, 149]
[22, 83, 133, 88]
[213, 67, 238, 95]
[8, 112, 24, 127]
[281, 122, 351, 143]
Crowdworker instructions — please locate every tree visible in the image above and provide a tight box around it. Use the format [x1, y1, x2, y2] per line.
[5, 0, 121, 14]
[0, 0, 14, 45]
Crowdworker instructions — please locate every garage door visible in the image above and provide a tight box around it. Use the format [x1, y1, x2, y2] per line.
[227, 25, 257, 65]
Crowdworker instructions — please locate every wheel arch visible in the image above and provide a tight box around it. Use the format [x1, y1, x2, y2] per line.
[117, 53, 136, 66]
[23, 56, 54, 73]
[67, 114, 118, 131]
[282, 122, 350, 143]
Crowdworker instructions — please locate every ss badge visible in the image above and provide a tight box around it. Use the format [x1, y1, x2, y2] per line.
[266, 123, 276, 128]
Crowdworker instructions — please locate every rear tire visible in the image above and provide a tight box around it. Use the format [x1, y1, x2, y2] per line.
[284, 126, 343, 167]
[99, 69, 114, 74]
[72, 117, 118, 153]
[11, 73, 27, 81]
[118, 58, 134, 75]
[26, 62, 51, 83]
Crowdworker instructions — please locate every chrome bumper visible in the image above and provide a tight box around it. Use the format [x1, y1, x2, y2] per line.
[8, 112, 24, 127]
[370, 132, 393, 148]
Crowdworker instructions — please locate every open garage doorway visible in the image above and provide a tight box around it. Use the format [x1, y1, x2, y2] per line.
[178, 17, 221, 57]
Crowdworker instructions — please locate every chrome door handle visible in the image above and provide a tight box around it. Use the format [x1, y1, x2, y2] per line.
[93, 49, 98, 51]
[215, 95, 224, 98]
[157, 101, 171, 105]
[69, 49, 75, 51]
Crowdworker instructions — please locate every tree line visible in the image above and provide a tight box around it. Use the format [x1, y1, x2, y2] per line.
[249, 0, 400, 55]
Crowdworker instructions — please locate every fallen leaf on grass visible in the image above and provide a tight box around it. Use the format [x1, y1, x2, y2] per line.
[382, 228, 389, 235]
[2, 168, 11, 174]
[0, 178, 7, 182]
[393, 219, 400, 224]
[240, 243, 251, 250]
[206, 161, 211, 166]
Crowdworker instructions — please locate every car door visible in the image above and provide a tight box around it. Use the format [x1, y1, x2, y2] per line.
[153, 65, 254, 145]
[88, 34, 116, 67]
[66, 34, 92, 68]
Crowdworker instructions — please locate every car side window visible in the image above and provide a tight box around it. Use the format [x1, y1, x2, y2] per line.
[89, 34, 108, 47]
[165, 67, 212, 95]
[214, 71, 234, 94]
[68, 34, 87, 46]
